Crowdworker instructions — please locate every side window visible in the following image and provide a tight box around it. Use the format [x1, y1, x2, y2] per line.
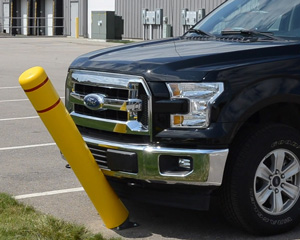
[289, 4, 300, 31]
[268, 16, 281, 31]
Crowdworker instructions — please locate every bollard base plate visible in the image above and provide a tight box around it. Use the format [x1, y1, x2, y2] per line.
[116, 218, 139, 230]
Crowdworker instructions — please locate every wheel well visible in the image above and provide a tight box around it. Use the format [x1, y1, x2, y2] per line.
[220, 103, 300, 194]
[232, 103, 300, 143]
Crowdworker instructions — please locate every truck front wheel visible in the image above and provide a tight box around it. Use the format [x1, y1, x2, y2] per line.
[221, 124, 300, 235]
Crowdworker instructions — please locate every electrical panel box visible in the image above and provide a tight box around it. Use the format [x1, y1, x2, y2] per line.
[142, 9, 163, 25]
[186, 11, 198, 26]
[155, 9, 163, 25]
[92, 11, 115, 39]
[181, 9, 188, 25]
[146, 11, 156, 25]
[142, 9, 148, 24]
[115, 15, 124, 40]
[163, 24, 172, 38]
[198, 9, 206, 21]
[91, 11, 123, 40]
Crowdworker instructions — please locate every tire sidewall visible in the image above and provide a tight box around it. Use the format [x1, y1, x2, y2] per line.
[233, 125, 300, 234]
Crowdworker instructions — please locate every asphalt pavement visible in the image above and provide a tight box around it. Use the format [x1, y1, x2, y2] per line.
[0, 36, 300, 240]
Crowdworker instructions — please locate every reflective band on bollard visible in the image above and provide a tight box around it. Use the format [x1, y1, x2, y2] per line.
[19, 66, 129, 229]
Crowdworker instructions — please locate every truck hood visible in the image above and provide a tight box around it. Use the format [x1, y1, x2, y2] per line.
[69, 38, 299, 82]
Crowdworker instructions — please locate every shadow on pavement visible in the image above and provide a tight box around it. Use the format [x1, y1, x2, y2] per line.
[113, 199, 300, 240]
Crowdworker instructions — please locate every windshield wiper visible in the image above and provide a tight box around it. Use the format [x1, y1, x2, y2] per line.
[221, 29, 284, 41]
[185, 28, 214, 37]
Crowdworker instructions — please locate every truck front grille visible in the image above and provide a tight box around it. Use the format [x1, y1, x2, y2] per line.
[66, 70, 152, 138]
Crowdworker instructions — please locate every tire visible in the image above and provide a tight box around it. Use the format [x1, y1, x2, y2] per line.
[221, 124, 300, 235]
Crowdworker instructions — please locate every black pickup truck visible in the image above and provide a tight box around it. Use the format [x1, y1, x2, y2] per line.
[65, 0, 300, 235]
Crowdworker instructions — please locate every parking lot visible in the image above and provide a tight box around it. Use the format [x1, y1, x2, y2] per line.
[1, 37, 300, 240]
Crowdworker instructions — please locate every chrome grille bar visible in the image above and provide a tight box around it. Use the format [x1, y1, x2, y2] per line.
[70, 92, 142, 112]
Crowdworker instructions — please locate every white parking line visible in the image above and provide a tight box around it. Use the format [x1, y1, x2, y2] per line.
[0, 97, 65, 103]
[0, 99, 29, 103]
[14, 187, 84, 200]
[0, 86, 21, 90]
[0, 143, 56, 151]
[0, 116, 39, 121]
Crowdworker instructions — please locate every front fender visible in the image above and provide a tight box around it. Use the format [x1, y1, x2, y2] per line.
[218, 77, 300, 140]
[221, 77, 300, 123]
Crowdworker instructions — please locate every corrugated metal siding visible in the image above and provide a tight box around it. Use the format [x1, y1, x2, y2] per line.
[63, 0, 87, 37]
[0, 2, 3, 31]
[115, 0, 226, 39]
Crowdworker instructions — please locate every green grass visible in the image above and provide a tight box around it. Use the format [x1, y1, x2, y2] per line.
[0, 193, 119, 240]
[106, 39, 136, 44]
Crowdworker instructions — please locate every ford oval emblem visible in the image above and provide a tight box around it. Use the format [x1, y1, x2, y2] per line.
[83, 94, 105, 110]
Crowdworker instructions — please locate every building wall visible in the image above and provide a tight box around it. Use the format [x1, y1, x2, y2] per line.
[0, 0, 3, 32]
[1, 0, 225, 38]
[115, 0, 226, 39]
[64, 0, 115, 38]
[63, 0, 87, 37]
[20, 0, 26, 35]
[0, 0, 64, 35]
[0, 0, 86, 37]
[87, 0, 115, 38]
[0, 0, 10, 33]
[45, 0, 53, 36]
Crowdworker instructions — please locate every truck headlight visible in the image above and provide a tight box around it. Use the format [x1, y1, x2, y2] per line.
[167, 82, 224, 128]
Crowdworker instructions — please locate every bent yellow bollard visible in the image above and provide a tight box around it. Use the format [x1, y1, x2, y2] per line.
[19, 66, 129, 229]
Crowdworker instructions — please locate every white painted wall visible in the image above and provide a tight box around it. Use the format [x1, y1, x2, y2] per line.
[88, 0, 115, 38]
[21, 0, 27, 35]
[70, 1, 79, 37]
[3, 2, 10, 33]
[45, 0, 53, 36]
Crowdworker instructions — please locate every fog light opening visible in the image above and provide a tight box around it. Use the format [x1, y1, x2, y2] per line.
[159, 155, 193, 177]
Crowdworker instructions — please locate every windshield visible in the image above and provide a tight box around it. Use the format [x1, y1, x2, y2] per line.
[193, 0, 300, 40]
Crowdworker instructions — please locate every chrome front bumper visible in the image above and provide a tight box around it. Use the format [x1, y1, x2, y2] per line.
[84, 136, 229, 186]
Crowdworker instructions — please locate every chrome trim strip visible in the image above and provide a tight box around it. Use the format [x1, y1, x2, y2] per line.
[72, 71, 133, 88]
[71, 112, 149, 134]
[84, 136, 228, 186]
[70, 92, 142, 112]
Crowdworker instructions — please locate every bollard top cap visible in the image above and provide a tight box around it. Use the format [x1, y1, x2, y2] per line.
[19, 66, 48, 91]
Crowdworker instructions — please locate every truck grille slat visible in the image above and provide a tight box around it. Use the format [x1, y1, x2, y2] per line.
[75, 84, 128, 100]
[95, 160, 108, 165]
[75, 105, 127, 121]
[89, 147, 106, 154]
[87, 144, 108, 168]
[91, 153, 107, 160]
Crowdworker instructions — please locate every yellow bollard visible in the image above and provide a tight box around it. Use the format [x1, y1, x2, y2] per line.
[18, 66, 129, 229]
[75, 17, 79, 38]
